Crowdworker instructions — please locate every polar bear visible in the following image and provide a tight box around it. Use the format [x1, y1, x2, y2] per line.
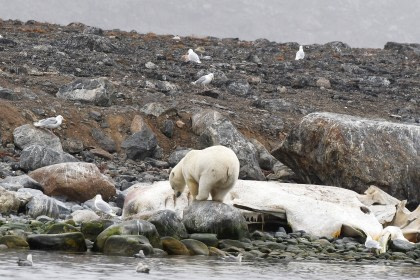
[169, 145, 240, 202]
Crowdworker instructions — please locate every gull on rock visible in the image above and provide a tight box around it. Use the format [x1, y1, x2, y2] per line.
[134, 250, 146, 258]
[222, 253, 243, 263]
[187, 49, 201, 63]
[94, 194, 116, 216]
[192, 73, 214, 86]
[364, 235, 381, 252]
[295, 45, 305, 60]
[33, 115, 64, 131]
[17, 254, 33, 266]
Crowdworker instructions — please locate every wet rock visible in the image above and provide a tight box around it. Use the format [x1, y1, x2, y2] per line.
[183, 201, 249, 240]
[121, 125, 158, 160]
[0, 186, 20, 214]
[57, 78, 114, 107]
[94, 219, 160, 252]
[81, 219, 113, 241]
[227, 80, 251, 96]
[167, 148, 192, 167]
[65, 34, 116, 53]
[181, 239, 209, 256]
[19, 144, 78, 171]
[209, 246, 227, 257]
[161, 236, 190, 255]
[62, 138, 84, 154]
[29, 162, 116, 202]
[44, 222, 79, 234]
[390, 239, 416, 253]
[103, 235, 154, 256]
[13, 124, 63, 151]
[189, 233, 218, 247]
[91, 128, 117, 153]
[147, 210, 188, 240]
[27, 232, 87, 252]
[70, 210, 101, 224]
[218, 239, 251, 250]
[191, 109, 225, 135]
[198, 118, 265, 180]
[272, 112, 420, 206]
[0, 235, 29, 248]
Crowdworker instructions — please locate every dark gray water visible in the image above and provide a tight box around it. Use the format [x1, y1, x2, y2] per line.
[0, 0, 419, 47]
[1, 251, 420, 280]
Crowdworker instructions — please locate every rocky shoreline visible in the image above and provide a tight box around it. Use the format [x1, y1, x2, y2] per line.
[0, 19, 419, 266]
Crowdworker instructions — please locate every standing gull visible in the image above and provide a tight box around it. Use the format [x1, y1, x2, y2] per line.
[17, 254, 33, 266]
[33, 115, 64, 132]
[192, 73, 214, 87]
[94, 194, 116, 216]
[364, 235, 381, 254]
[295, 45, 305, 60]
[187, 49, 201, 63]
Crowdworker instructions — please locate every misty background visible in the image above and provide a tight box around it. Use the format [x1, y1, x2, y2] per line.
[0, 0, 419, 48]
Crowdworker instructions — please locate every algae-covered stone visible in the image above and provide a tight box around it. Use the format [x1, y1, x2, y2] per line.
[81, 219, 114, 241]
[161, 236, 190, 255]
[189, 233, 218, 247]
[147, 210, 188, 240]
[181, 239, 209, 256]
[209, 246, 226, 257]
[103, 235, 153, 256]
[0, 235, 29, 248]
[44, 222, 79, 234]
[27, 232, 87, 252]
[94, 220, 160, 252]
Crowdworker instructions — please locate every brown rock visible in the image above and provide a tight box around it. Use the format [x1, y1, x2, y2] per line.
[0, 186, 20, 214]
[130, 114, 147, 134]
[161, 236, 190, 255]
[90, 148, 113, 159]
[29, 162, 115, 202]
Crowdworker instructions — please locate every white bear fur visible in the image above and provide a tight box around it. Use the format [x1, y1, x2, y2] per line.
[169, 145, 240, 202]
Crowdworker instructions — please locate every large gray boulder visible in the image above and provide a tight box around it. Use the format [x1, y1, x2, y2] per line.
[19, 144, 78, 171]
[198, 118, 265, 180]
[147, 210, 188, 240]
[19, 188, 60, 219]
[272, 112, 420, 207]
[13, 124, 63, 151]
[0, 175, 42, 191]
[65, 34, 116, 53]
[91, 128, 117, 153]
[27, 232, 87, 252]
[57, 77, 114, 107]
[121, 125, 157, 160]
[183, 201, 249, 240]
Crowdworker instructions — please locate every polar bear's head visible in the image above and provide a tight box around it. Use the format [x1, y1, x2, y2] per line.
[169, 163, 185, 197]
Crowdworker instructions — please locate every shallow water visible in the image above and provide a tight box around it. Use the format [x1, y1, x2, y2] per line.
[1, 251, 419, 280]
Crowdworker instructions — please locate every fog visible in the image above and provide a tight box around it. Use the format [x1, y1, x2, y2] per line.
[0, 0, 418, 47]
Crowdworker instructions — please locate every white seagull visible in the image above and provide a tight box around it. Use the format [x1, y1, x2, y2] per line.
[222, 253, 243, 263]
[192, 73, 214, 86]
[136, 262, 150, 273]
[17, 254, 33, 266]
[295, 45, 305, 60]
[94, 194, 116, 217]
[364, 235, 381, 254]
[187, 49, 201, 63]
[33, 115, 64, 131]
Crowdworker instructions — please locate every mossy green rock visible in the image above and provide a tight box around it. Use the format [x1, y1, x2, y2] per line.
[181, 239, 209, 256]
[81, 220, 114, 241]
[189, 233, 218, 247]
[161, 236, 190, 255]
[0, 235, 29, 248]
[93, 220, 161, 252]
[103, 235, 154, 256]
[44, 223, 79, 234]
[27, 232, 87, 252]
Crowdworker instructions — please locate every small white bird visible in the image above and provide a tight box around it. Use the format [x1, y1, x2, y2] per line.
[187, 49, 201, 63]
[17, 254, 33, 266]
[295, 45, 305, 60]
[136, 262, 150, 273]
[134, 250, 146, 258]
[222, 253, 243, 263]
[192, 73, 214, 87]
[33, 115, 64, 131]
[94, 194, 116, 217]
[364, 235, 381, 253]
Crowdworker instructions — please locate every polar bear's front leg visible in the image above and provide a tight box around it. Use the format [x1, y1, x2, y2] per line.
[186, 179, 199, 200]
[195, 177, 212, 201]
